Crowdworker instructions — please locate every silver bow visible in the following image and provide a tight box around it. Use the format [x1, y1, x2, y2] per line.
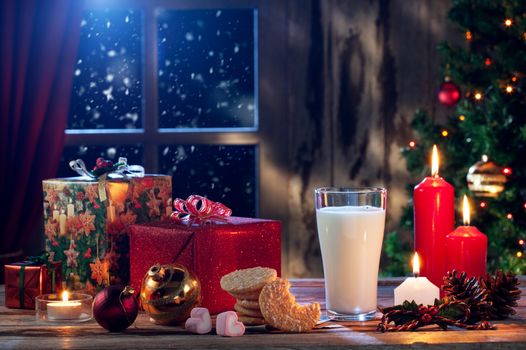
[69, 157, 145, 179]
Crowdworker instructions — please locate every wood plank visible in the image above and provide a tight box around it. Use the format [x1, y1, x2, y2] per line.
[0, 278, 525, 349]
[285, 0, 455, 278]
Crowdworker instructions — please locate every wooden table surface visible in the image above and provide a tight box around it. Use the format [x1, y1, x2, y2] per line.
[0, 278, 525, 349]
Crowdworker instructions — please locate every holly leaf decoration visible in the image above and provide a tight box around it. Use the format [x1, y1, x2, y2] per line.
[437, 301, 469, 323]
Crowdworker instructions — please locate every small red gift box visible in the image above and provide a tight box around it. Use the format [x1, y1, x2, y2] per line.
[4, 259, 62, 309]
[129, 216, 281, 314]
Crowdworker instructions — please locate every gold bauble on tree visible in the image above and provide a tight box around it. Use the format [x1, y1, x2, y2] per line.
[140, 263, 201, 325]
[466, 156, 507, 198]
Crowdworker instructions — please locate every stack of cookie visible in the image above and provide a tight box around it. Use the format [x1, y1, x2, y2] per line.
[220, 267, 277, 326]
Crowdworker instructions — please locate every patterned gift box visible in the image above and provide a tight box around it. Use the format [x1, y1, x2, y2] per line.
[129, 197, 281, 314]
[5, 257, 62, 309]
[42, 173, 172, 294]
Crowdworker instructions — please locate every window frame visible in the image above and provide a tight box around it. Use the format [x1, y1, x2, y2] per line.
[66, 0, 288, 229]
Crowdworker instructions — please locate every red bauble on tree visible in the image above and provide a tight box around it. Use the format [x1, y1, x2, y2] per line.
[438, 80, 461, 107]
[93, 285, 138, 332]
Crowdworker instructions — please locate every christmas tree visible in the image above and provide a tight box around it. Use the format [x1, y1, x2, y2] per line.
[385, 0, 526, 276]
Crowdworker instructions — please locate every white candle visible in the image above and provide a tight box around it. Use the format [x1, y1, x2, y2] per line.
[47, 291, 82, 320]
[67, 200, 75, 218]
[394, 252, 440, 306]
[52, 207, 60, 222]
[59, 210, 67, 236]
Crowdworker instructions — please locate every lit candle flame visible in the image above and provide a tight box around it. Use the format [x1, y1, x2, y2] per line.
[62, 290, 69, 302]
[463, 195, 470, 226]
[412, 252, 420, 276]
[431, 145, 439, 177]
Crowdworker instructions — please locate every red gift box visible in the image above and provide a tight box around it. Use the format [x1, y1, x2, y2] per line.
[5, 260, 62, 309]
[129, 217, 281, 314]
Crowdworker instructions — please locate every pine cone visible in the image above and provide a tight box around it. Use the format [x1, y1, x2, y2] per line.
[442, 270, 491, 323]
[481, 270, 522, 320]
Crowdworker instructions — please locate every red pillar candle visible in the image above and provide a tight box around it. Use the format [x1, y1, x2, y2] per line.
[414, 145, 455, 288]
[445, 195, 487, 278]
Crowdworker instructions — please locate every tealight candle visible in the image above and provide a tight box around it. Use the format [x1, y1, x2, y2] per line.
[47, 291, 82, 320]
[394, 253, 440, 306]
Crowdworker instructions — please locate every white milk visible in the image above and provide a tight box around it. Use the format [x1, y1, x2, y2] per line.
[316, 206, 385, 315]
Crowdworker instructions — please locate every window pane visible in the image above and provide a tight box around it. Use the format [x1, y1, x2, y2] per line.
[57, 145, 144, 177]
[157, 9, 257, 129]
[159, 145, 256, 217]
[68, 9, 143, 130]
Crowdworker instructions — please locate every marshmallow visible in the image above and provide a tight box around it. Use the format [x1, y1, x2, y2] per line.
[216, 311, 245, 337]
[185, 308, 212, 334]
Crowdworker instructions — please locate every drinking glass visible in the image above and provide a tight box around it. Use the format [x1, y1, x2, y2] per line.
[315, 187, 387, 321]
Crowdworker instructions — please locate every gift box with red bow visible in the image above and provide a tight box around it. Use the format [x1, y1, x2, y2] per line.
[42, 157, 172, 294]
[129, 195, 281, 314]
[4, 254, 62, 309]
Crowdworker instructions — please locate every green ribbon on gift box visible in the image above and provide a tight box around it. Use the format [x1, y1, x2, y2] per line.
[18, 266, 25, 308]
[15, 252, 58, 308]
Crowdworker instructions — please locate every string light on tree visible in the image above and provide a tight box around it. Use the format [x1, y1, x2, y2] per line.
[408, 141, 416, 148]
[480, 201, 487, 208]
[505, 85, 514, 94]
[441, 130, 449, 137]
[504, 19, 513, 27]
[474, 92, 483, 101]
[507, 213, 513, 220]
[459, 115, 466, 121]
[485, 58, 492, 66]
[466, 30, 473, 41]
[519, 239, 524, 246]
[502, 167, 512, 175]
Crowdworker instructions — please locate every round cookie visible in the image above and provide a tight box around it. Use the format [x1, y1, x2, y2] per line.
[238, 315, 266, 326]
[220, 267, 277, 294]
[234, 303, 263, 318]
[259, 278, 320, 333]
[236, 299, 260, 310]
[228, 289, 262, 301]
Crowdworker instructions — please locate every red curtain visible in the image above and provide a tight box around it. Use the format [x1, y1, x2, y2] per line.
[0, 0, 84, 259]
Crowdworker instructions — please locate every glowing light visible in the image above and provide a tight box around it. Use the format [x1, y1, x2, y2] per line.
[466, 31, 472, 41]
[485, 58, 491, 66]
[502, 167, 512, 175]
[459, 115, 465, 121]
[431, 145, 439, 177]
[482, 154, 489, 162]
[512, 76, 518, 82]
[517, 251, 523, 258]
[505, 19, 513, 27]
[507, 213, 513, 220]
[523, 203, 526, 209]
[480, 201, 487, 208]
[463, 195, 471, 226]
[506, 85, 513, 93]
[409, 140, 416, 148]
[62, 290, 69, 302]
[519, 239, 525, 245]
[441, 130, 449, 137]
[474, 92, 483, 100]
[412, 252, 420, 275]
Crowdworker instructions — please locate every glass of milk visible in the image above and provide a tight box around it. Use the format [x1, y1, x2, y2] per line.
[315, 187, 386, 321]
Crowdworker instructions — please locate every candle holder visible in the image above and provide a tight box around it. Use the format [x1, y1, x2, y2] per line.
[35, 293, 93, 322]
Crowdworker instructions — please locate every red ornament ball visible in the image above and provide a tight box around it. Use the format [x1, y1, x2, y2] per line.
[438, 81, 461, 107]
[93, 285, 138, 332]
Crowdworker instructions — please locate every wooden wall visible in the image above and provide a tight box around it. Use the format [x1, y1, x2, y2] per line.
[283, 0, 456, 277]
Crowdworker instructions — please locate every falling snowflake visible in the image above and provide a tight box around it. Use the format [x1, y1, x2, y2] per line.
[102, 86, 114, 101]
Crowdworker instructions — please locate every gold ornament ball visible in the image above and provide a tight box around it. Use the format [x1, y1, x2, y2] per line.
[466, 158, 507, 198]
[140, 263, 201, 325]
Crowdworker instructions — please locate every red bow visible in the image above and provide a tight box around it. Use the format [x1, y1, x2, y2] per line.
[170, 195, 232, 224]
